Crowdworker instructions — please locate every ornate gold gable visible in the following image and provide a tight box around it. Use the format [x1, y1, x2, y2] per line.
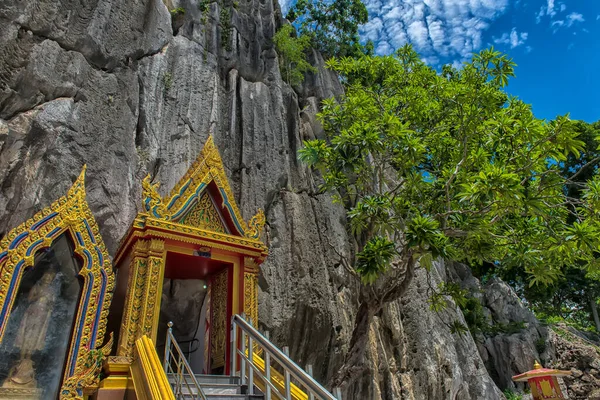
[140, 136, 265, 240]
[0, 167, 115, 399]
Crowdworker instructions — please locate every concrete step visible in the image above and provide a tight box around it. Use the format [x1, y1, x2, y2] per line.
[174, 394, 263, 400]
[201, 383, 242, 395]
[195, 374, 242, 385]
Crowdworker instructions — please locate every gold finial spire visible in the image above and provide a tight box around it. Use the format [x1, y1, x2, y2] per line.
[534, 360, 543, 370]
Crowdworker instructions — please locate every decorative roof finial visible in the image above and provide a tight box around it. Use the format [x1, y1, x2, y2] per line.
[534, 360, 543, 370]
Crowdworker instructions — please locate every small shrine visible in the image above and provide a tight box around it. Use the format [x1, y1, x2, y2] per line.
[512, 361, 572, 400]
[99, 136, 268, 398]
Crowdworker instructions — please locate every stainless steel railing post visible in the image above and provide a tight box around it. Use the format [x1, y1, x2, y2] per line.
[248, 335, 254, 395]
[307, 364, 315, 400]
[164, 321, 173, 371]
[283, 346, 291, 400]
[241, 328, 247, 386]
[230, 316, 237, 377]
[265, 331, 272, 400]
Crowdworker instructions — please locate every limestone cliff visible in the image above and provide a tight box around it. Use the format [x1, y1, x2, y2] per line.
[0, 0, 511, 398]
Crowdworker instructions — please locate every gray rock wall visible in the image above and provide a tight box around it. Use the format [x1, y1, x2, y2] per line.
[0, 0, 506, 398]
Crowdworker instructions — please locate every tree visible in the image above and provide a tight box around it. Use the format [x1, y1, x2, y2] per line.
[499, 120, 600, 332]
[285, 0, 368, 58]
[298, 45, 600, 388]
[273, 24, 316, 86]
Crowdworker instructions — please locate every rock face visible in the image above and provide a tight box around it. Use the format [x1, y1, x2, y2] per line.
[0, 0, 509, 398]
[548, 325, 600, 400]
[446, 262, 554, 394]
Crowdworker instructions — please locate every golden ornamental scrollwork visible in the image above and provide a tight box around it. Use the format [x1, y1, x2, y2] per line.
[210, 269, 228, 369]
[117, 240, 149, 358]
[180, 192, 228, 233]
[60, 333, 114, 398]
[245, 209, 266, 240]
[142, 174, 168, 219]
[243, 257, 259, 326]
[0, 166, 115, 399]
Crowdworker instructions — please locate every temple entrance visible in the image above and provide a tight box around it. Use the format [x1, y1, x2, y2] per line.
[102, 136, 267, 397]
[156, 253, 232, 374]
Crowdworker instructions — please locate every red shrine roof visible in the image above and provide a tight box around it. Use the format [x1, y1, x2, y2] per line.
[512, 361, 572, 382]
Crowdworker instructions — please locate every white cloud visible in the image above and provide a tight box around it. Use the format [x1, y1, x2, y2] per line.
[535, 1, 585, 32]
[547, 0, 555, 16]
[566, 12, 585, 27]
[536, 7, 546, 24]
[493, 28, 528, 49]
[360, 0, 510, 65]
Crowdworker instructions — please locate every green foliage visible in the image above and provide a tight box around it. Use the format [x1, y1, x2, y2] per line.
[460, 295, 489, 335]
[273, 24, 316, 86]
[499, 120, 600, 331]
[198, 0, 210, 13]
[220, 7, 232, 51]
[355, 236, 395, 283]
[503, 389, 523, 400]
[163, 72, 173, 90]
[535, 336, 547, 354]
[299, 44, 600, 299]
[170, 6, 186, 16]
[285, 0, 368, 58]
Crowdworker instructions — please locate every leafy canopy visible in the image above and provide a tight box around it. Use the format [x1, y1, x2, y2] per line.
[498, 120, 600, 331]
[273, 24, 316, 86]
[286, 0, 369, 58]
[299, 45, 600, 289]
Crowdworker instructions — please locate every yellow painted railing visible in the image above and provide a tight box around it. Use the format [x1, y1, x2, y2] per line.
[131, 335, 176, 400]
[249, 350, 309, 400]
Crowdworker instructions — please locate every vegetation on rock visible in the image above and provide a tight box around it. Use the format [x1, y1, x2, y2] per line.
[273, 24, 316, 86]
[299, 44, 600, 388]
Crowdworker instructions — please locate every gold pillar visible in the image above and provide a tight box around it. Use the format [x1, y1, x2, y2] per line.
[140, 239, 166, 342]
[243, 257, 259, 326]
[117, 239, 166, 357]
[117, 240, 149, 358]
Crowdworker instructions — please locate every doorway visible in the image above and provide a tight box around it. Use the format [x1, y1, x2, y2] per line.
[156, 251, 231, 374]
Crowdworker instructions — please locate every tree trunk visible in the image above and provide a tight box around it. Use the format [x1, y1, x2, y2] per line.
[590, 296, 600, 332]
[332, 300, 378, 389]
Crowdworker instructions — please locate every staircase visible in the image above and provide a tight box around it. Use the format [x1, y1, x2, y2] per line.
[166, 374, 264, 400]
[163, 315, 339, 400]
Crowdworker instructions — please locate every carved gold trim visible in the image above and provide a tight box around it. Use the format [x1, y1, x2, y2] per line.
[117, 239, 166, 357]
[0, 166, 115, 399]
[115, 226, 266, 267]
[243, 257, 259, 326]
[117, 240, 149, 358]
[141, 239, 166, 342]
[139, 135, 266, 241]
[210, 269, 228, 369]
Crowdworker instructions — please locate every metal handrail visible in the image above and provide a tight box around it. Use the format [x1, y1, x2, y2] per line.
[164, 321, 208, 400]
[230, 314, 338, 400]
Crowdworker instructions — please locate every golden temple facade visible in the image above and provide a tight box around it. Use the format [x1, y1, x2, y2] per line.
[0, 136, 269, 399]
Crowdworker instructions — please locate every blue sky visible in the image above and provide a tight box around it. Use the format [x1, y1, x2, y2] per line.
[280, 0, 600, 122]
